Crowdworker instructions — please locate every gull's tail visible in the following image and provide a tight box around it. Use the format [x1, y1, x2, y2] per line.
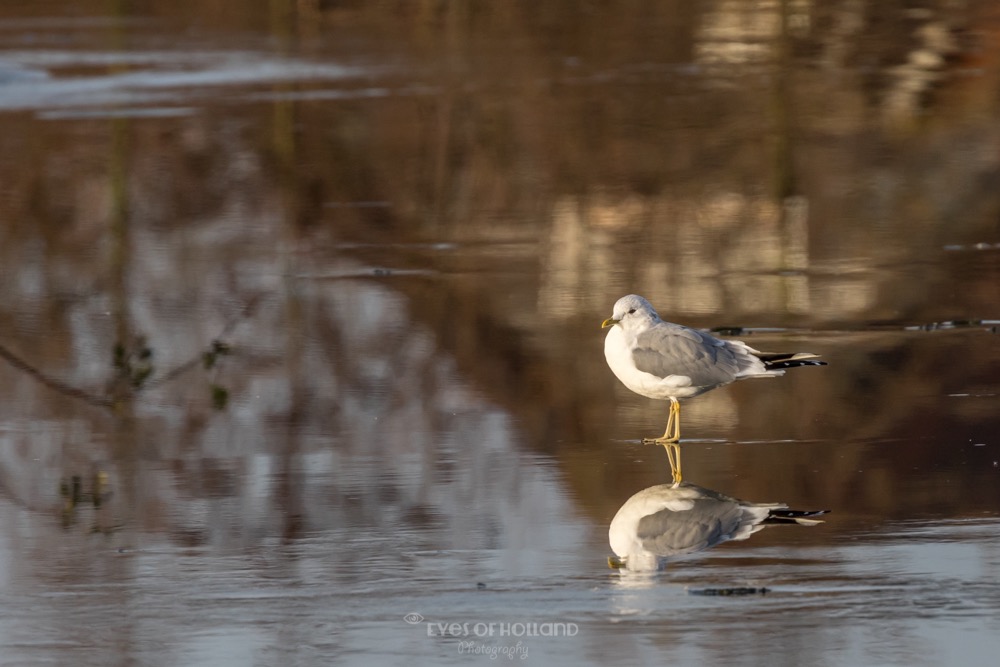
[757, 352, 827, 370]
[763, 508, 829, 526]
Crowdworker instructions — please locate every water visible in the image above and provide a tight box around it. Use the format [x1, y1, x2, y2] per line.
[0, 2, 998, 665]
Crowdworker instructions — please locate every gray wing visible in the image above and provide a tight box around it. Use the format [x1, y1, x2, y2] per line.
[635, 499, 746, 556]
[632, 324, 757, 386]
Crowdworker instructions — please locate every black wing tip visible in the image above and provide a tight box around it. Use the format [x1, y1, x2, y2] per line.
[764, 509, 830, 525]
[763, 359, 828, 369]
[768, 509, 830, 518]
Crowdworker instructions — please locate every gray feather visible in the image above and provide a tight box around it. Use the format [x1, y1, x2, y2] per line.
[631, 325, 764, 387]
[635, 500, 749, 556]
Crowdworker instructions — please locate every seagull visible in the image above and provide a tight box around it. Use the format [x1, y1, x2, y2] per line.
[601, 294, 826, 478]
[608, 482, 828, 571]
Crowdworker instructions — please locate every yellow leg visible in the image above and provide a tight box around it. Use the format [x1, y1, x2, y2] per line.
[658, 441, 682, 483]
[664, 439, 677, 472]
[667, 442, 682, 484]
[643, 398, 681, 444]
[638, 398, 684, 483]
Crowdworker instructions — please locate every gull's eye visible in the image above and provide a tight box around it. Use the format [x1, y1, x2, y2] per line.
[628, 308, 636, 315]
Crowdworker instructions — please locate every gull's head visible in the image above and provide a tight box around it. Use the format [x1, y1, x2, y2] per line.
[601, 294, 660, 329]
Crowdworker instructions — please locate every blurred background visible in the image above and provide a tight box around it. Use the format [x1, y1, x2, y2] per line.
[0, 1, 998, 665]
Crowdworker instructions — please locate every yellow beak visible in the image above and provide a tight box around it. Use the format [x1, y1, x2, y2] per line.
[601, 317, 618, 329]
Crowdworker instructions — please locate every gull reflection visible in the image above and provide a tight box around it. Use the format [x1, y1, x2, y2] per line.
[608, 482, 827, 572]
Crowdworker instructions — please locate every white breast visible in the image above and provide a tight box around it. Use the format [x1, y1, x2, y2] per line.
[604, 326, 700, 400]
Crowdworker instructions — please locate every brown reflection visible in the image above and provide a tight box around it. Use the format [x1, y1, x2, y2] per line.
[272, 0, 307, 544]
[106, 103, 137, 537]
[0, 0, 995, 567]
[608, 480, 827, 572]
[0, 5, 997, 665]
